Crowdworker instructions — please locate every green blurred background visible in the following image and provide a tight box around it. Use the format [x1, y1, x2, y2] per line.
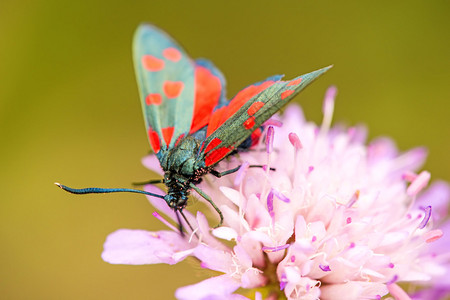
[1, 0, 449, 299]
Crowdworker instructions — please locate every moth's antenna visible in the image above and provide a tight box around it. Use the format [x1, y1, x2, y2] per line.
[55, 182, 165, 199]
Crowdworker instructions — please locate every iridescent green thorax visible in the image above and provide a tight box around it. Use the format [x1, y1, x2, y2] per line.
[158, 136, 211, 209]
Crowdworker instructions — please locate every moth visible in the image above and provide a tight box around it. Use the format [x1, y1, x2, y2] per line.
[57, 24, 331, 232]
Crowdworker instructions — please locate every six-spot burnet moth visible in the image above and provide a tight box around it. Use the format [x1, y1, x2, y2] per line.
[56, 24, 331, 233]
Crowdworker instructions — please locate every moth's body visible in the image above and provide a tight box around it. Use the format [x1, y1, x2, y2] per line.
[158, 136, 211, 210]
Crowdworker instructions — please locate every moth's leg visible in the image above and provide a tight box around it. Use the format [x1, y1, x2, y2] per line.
[210, 166, 241, 178]
[211, 165, 276, 178]
[190, 183, 223, 227]
[179, 210, 199, 239]
[251, 165, 276, 172]
[175, 210, 185, 236]
[132, 179, 164, 186]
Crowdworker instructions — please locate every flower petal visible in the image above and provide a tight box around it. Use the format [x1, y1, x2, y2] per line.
[143, 185, 177, 220]
[320, 281, 388, 300]
[212, 226, 238, 241]
[175, 274, 241, 300]
[142, 155, 164, 175]
[132, 102, 450, 299]
[241, 268, 267, 289]
[220, 186, 242, 206]
[194, 244, 232, 273]
[102, 229, 193, 265]
[196, 212, 229, 251]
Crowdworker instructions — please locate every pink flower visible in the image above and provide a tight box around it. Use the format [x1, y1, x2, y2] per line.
[102, 87, 450, 300]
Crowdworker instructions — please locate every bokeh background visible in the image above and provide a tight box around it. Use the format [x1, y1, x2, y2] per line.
[1, 1, 449, 299]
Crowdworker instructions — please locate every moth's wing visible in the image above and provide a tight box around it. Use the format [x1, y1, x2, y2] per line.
[133, 24, 196, 153]
[198, 66, 332, 167]
[133, 24, 226, 153]
[189, 59, 227, 134]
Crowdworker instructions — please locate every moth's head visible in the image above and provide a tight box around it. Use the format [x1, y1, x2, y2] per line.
[164, 193, 187, 210]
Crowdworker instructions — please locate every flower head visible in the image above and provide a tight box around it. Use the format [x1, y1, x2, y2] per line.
[102, 87, 450, 300]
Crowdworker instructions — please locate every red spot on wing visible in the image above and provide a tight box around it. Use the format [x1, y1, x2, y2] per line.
[163, 47, 182, 62]
[163, 81, 184, 98]
[190, 66, 222, 133]
[243, 116, 255, 130]
[206, 80, 277, 137]
[247, 101, 264, 116]
[205, 147, 233, 166]
[250, 128, 262, 146]
[174, 134, 185, 147]
[148, 128, 161, 153]
[226, 81, 275, 120]
[287, 78, 302, 86]
[204, 137, 222, 153]
[145, 93, 162, 105]
[161, 127, 174, 146]
[281, 90, 294, 100]
[198, 141, 207, 153]
[142, 55, 164, 71]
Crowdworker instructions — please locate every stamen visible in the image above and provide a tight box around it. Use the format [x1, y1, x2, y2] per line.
[402, 171, 417, 182]
[152, 211, 179, 232]
[272, 189, 290, 203]
[234, 162, 250, 186]
[266, 126, 274, 154]
[423, 229, 443, 243]
[406, 171, 430, 197]
[386, 275, 398, 285]
[279, 273, 287, 290]
[320, 85, 337, 133]
[262, 244, 290, 253]
[325, 85, 337, 106]
[263, 119, 283, 127]
[418, 206, 432, 229]
[288, 132, 303, 150]
[289, 132, 302, 181]
[346, 217, 352, 224]
[387, 283, 412, 300]
[319, 264, 331, 272]
[267, 190, 274, 215]
[346, 190, 360, 208]
[188, 228, 199, 243]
